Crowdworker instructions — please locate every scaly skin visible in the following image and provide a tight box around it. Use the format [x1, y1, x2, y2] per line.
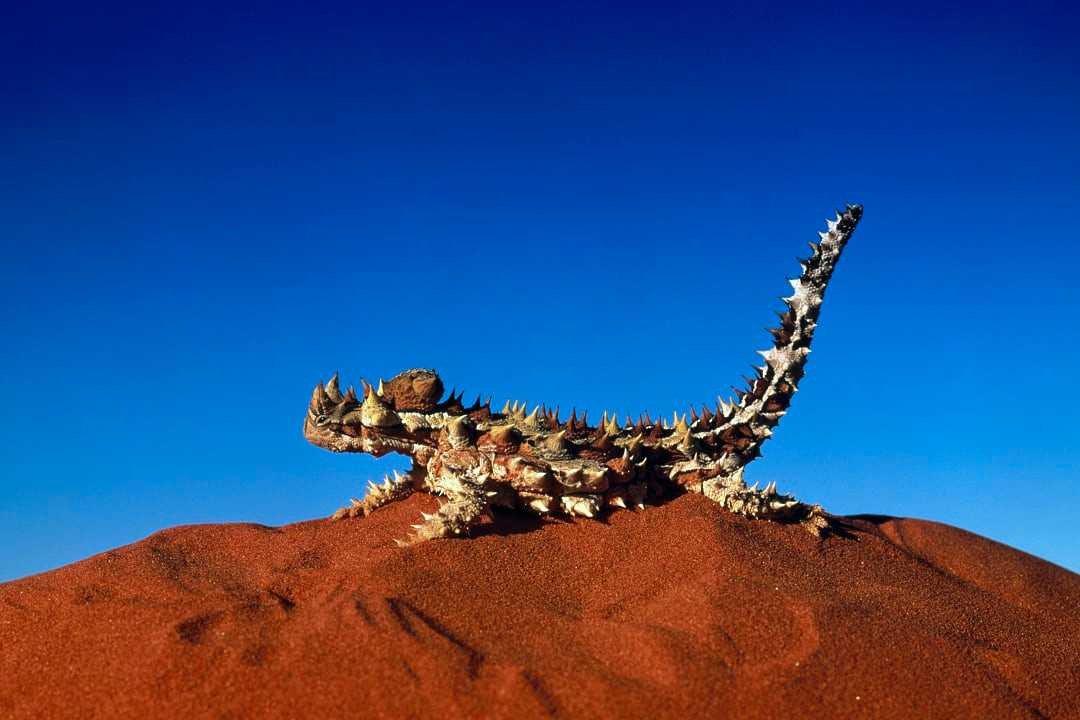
[304, 205, 863, 544]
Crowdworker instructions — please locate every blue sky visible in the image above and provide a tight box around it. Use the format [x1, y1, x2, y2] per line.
[2, 1, 1078, 580]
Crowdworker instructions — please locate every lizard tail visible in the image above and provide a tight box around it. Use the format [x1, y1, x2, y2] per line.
[709, 204, 863, 475]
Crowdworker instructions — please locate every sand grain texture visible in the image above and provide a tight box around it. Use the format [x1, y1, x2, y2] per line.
[2, 494, 1079, 719]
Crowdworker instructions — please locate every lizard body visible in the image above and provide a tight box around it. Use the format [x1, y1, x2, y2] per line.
[304, 204, 863, 543]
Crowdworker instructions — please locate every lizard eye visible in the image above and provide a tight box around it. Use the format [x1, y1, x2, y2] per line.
[315, 414, 330, 426]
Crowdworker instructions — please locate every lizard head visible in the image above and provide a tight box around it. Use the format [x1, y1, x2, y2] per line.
[303, 368, 447, 458]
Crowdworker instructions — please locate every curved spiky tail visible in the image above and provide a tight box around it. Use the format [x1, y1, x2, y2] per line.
[712, 204, 863, 475]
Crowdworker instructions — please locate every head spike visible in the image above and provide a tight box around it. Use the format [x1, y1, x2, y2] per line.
[343, 385, 358, 404]
[325, 373, 343, 403]
[309, 383, 329, 413]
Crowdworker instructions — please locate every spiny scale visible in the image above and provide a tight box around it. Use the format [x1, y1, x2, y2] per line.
[305, 205, 863, 544]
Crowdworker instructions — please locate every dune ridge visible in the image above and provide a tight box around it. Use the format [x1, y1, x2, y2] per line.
[2, 493, 1078, 719]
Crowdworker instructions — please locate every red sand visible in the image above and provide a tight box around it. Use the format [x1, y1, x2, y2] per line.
[2, 494, 1078, 719]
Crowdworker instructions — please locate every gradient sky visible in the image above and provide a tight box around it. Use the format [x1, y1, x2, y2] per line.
[3, 1, 1078, 580]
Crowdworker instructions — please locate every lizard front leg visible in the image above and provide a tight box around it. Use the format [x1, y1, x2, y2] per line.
[396, 471, 489, 546]
[332, 469, 417, 520]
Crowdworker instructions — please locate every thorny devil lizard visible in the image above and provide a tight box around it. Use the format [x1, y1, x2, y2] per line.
[304, 204, 863, 544]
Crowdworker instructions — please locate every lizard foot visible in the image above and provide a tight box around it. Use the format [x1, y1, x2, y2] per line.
[395, 491, 487, 546]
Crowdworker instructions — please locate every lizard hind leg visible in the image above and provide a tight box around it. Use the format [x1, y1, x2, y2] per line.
[332, 470, 416, 520]
[701, 469, 828, 536]
[397, 489, 488, 546]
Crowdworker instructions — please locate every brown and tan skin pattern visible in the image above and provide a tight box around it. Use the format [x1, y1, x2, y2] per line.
[304, 205, 863, 544]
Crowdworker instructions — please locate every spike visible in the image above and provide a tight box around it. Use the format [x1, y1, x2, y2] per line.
[584, 467, 608, 487]
[674, 414, 689, 434]
[488, 425, 520, 445]
[610, 496, 627, 509]
[545, 430, 569, 453]
[580, 410, 588, 428]
[528, 498, 551, 513]
[568, 408, 577, 429]
[376, 378, 385, 396]
[309, 383, 328, 412]
[501, 399, 512, 415]
[605, 415, 620, 435]
[525, 405, 540, 425]
[342, 385, 358, 404]
[325, 373, 343, 403]
[689, 406, 698, 422]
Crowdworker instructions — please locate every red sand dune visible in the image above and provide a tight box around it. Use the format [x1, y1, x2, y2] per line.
[2, 493, 1078, 719]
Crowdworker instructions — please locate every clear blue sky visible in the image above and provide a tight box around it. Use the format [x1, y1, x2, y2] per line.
[3, 1, 1078, 581]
